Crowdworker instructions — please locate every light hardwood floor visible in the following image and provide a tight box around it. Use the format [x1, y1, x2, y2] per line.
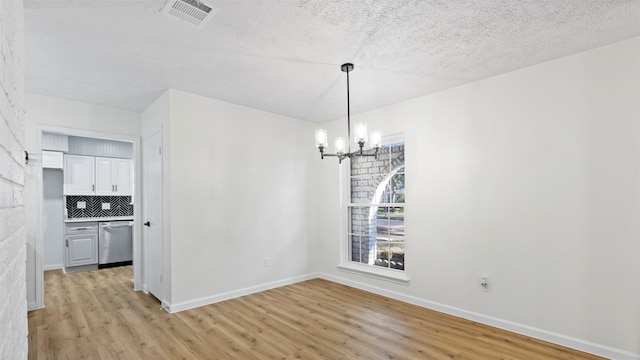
[28, 266, 603, 359]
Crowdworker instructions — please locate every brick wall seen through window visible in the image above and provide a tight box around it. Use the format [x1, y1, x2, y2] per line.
[348, 142, 405, 271]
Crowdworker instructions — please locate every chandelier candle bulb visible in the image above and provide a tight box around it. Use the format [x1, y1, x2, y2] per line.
[335, 137, 346, 155]
[315, 129, 328, 149]
[354, 123, 368, 144]
[371, 131, 382, 149]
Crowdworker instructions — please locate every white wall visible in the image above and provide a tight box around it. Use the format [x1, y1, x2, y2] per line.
[24, 93, 141, 307]
[42, 169, 63, 269]
[314, 37, 640, 357]
[0, 0, 28, 358]
[166, 90, 318, 306]
[25, 94, 141, 136]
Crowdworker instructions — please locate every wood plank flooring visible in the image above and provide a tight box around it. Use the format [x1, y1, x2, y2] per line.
[28, 266, 604, 359]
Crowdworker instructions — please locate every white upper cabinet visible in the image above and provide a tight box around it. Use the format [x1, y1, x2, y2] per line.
[95, 157, 114, 195]
[113, 158, 133, 195]
[42, 150, 64, 169]
[64, 155, 96, 195]
[95, 157, 133, 195]
[65, 155, 132, 196]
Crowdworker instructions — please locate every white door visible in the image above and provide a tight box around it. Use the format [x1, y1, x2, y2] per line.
[144, 130, 163, 301]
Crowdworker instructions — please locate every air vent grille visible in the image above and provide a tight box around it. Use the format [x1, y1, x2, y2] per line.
[163, 0, 218, 27]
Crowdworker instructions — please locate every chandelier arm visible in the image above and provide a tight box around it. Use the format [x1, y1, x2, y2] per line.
[320, 148, 378, 162]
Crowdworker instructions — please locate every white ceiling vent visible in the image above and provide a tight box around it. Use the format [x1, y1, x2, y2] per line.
[163, 0, 218, 27]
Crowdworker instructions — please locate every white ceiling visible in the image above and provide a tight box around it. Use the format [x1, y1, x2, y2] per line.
[24, 0, 640, 123]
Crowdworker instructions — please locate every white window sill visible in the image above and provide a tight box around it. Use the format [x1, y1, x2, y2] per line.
[337, 262, 410, 285]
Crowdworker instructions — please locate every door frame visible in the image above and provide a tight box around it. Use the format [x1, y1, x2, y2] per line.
[32, 124, 143, 310]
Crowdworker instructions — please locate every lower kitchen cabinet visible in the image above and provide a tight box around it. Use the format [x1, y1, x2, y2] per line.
[65, 223, 98, 267]
[66, 234, 97, 266]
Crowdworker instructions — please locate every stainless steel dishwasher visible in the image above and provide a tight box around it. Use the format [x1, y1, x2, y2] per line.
[98, 221, 133, 268]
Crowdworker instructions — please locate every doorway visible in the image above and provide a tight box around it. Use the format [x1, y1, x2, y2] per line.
[32, 124, 142, 309]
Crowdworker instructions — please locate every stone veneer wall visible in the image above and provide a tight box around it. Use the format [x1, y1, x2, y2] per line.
[0, 0, 28, 359]
[349, 144, 404, 264]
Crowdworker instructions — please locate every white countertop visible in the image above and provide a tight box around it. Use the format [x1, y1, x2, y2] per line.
[65, 217, 134, 223]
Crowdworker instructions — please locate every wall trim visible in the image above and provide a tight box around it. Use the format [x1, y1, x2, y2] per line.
[134, 282, 148, 293]
[337, 263, 410, 284]
[164, 273, 318, 313]
[43, 263, 63, 271]
[27, 301, 42, 311]
[161, 300, 171, 313]
[316, 272, 640, 360]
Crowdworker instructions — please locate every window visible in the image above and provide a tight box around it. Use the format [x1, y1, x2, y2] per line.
[347, 142, 405, 273]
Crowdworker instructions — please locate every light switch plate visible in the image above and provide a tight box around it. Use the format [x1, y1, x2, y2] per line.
[102, 203, 111, 210]
[77, 201, 86, 209]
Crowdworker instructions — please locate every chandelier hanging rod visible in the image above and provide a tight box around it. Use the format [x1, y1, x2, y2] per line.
[315, 63, 381, 164]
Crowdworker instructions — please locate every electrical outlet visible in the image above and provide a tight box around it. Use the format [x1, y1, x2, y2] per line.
[102, 203, 111, 210]
[480, 276, 489, 292]
[264, 257, 271, 267]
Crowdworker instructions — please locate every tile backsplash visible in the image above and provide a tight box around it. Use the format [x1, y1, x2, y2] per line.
[66, 196, 133, 218]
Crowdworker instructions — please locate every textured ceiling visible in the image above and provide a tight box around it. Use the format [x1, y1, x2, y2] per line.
[24, 0, 640, 123]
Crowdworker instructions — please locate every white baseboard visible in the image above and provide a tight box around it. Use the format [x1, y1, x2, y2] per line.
[134, 282, 148, 293]
[161, 300, 171, 313]
[27, 301, 43, 311]
[316, 272, 640, 360]
[43, 263, 63, 271]
[164, 273, 318, 314]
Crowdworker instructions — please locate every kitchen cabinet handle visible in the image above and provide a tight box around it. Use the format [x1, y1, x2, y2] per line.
[115, 184, 118, 192]
[66, 239, 68, 247]
[101, 224, 133, 228]
[92, 184, 95, 191]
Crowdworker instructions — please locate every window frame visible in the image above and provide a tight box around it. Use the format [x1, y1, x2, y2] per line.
[337, 133, 409, 285]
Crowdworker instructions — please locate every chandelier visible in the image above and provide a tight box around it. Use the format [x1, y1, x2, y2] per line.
[314, 63, 381, 163]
